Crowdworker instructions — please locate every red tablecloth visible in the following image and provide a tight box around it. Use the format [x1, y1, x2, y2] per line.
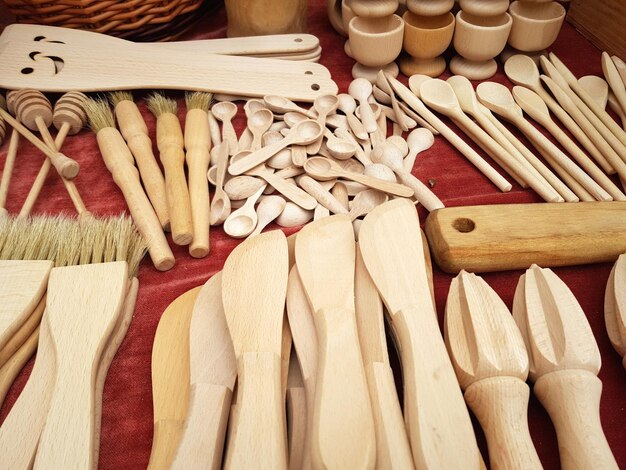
[0, 1, 625, 468]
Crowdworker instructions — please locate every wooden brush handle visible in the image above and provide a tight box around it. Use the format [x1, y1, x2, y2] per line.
[424, 202, 626, 273]
[464, 377, 541, 470]
[185, 109, 212, 257]
[171, 383, 232, 470]
[157, 114, 193, 245]
[225, 352, 287, 470]
[534, 370, 618, 470]
[115, 100, 170, 230]
[312, 307, 375, 470]
[97, 127, 175, 271]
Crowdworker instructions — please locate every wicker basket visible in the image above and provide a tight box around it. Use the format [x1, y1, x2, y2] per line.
[2, 0, 212, 41]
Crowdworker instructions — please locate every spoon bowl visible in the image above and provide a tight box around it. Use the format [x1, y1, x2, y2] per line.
[476, 82, 522, 120]
[244, 99, 266, 118]
[250, 196, 286, 237]
[327, 137, 357, 160]
[364, 163, 397, 182]
[211, 101, 238, 120]
[504, 54, 542, 89]
[578, 75, 609, 109]
[386, 135, 408, 156]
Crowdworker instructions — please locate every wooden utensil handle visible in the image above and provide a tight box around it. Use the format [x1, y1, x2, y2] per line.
[171, 383, 232, 470]
[225, 352, 287, 470]
[148, 419, 187, 470]
[424, 202, 626, 273]
[312, 307, 375, 470]
[264, 173, 318, 210]
[534, 370, 618, 470]
[348, 172, 414, 198]
[286, 387, 307, 470]
[297, 175, 346, 213]
[464, 377, 541, 470]
[397, 172, 445, 211]
[393, 307, 481, 469]
[161, 146, 193, 245]
[97, 128, 174, 271]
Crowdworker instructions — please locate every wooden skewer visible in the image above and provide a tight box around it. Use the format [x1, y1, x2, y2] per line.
[147, 93, 194, 246]
[19, 91, 91, 218]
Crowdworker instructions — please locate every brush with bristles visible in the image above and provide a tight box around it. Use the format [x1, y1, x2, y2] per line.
[84, 97, 174, 272]
[0, 214, 146, 469]
[185, 91, 213, 258]
[110, 91, 170, 231]
[19, 91, 92, 220]
[147, 93, 193, 246]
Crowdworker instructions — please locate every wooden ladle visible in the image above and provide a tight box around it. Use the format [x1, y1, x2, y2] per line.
[303, 157, 413, 197]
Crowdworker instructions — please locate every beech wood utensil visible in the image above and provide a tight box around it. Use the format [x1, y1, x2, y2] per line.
[295, 215, 376, 469]
[445, 271, 541, 470]
[602, 52, 626, 120]
[209, 143, 232, 226]
[403, 127, 434, 172]
[358, 199, 481, 469]
[250, 196, 287, 237]
[222, 230, 289, 469]
[514, 266, 618, 469]
[605, 254, 626, 368]
[425, 202, 626, 273]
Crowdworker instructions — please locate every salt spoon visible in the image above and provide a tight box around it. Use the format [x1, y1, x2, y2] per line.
[249, 196, 286, 237]
[348, 189, 388, 220]
[248, 108, 274, 151]
[348, 78, 378, 133]
[337, 93, 368, 140]
[223, 185, 265, 238]
[371, 142, 444, 211]
[224, 175, 266, 201]
[276, 202, 314, 227]
[264, 95, 316, 118]
[297, 175, 348, 214]
[209, 143, 231, 226]
[364, 163, 397, 182]
[476, 82, 612, 202]
[211, 101, 239, 155]
[307, 94, 339, 154]
[404, 128, 434, 173]
[264, 131, 293, 169]
[244, 99, 267, 117]
[504, 55, 613, 174]
[326, 133, 357, 160]
[386, 135, 408, 156]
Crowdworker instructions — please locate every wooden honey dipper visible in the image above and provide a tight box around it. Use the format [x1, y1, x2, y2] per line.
[147, 93, 193, 246]
[10, 89, 80, 180]
[19, 91, 92, 219]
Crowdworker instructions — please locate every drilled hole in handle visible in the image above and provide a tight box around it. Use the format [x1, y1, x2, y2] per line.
[311, 84, 320, 91]
[452, 218, 475, 233]
[294, 38, 303, 43]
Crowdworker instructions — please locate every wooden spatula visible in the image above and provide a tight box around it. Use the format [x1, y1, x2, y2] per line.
[33, 262, 129, 470]
[148, 286, 201, 470]
[445, 271, 541, 470]
[513, 265, 618, 469]
[605, 254, 626, 367]
[171, 272, 236, 470]
[358, 199, 481, 469]
[222, 230, 289, 469]
[425, 202, 626, 273]
[0, 291, 45, 370]
[295, 215, 375, 469]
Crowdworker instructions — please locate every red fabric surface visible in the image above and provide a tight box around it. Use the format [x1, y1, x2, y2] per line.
[0, 1, 625, 469]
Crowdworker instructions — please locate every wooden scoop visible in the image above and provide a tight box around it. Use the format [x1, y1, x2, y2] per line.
[33, 262, 129, 470]
[358, 199, 481, 469]
[605, 254, 626, 368]
[0, 39, 337, 101]
[445, 271, 541, 470]
[171, 273, 236, 470]
[147, 287, 201, 470]
[295, 215, 375, 469]
[513, 265, 618, 469]
[222, 230, 289, 469]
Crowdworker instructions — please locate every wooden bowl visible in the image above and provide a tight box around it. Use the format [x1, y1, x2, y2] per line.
[348, 14, 405, 67]
[459, 0, 509, 17]
[508, 1, 565, 52]
[453, 11, 512, 62]
[403, 11, 455, 58]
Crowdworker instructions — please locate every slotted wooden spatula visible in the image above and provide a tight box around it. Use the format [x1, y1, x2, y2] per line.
[295, 215, 375, 469]
[222, 230, 289, 469]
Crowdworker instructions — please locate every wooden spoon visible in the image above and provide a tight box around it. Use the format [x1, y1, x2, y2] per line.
[348, 189, 388, 220]
[348, 78, 378, 133]
[476, 81, 612, 202]
[224, 175, 266, 200]
[171, 273, 236, 470]
[326, 134, 357, 160]
[513, 265, 618, 469]
[337, 93, 368, 140]
[248, 108, 274, 151]
[371, 142, 445, 211]
[605, 254, 626, 367]
[358, 199, 481, 469]
[403, 128, 434, 172]
[34, 262, 129, 470]
[209, 143, 232, 225]
[222, 230, 289, 469]
[250, 195, 286, 237]
[295, 215, 376, 469]
[445, 271, 541, 470]
[504, 54, 614, 175]
[304, 157, 413, 197]
[224, 185, 265, 238]
[229, 120, 323, 175]
[212, 101, 239, 155]
[307, 94, 339, 154]
[297, 174, 348, 215]
[264, 95, 316, 117]
[579, 75, 609, 109]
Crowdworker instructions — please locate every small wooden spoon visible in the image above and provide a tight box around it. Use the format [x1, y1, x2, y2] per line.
[223, 185, 265, 238]
[250, 196, 286, 237]
[337, 93, 368, 140]
[326, 134, 357, 160]
[348, 78, 378, 133]
[229, 120, 323, 175]
[307, 94, 339, 154]
[404, 128, 434, 172]
[248, 108, 274, 151]
[264, 95, 315, 118]
[348, 189, 388, 220]
[211, 101, 239, 155]
[209, 143, 231, 226]
[304, 157, 413, 197]
[364, 163, 397, 183]
[224, 175, 266, 200]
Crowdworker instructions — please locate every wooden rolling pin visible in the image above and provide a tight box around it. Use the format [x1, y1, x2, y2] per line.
[424, 202, 626, 273]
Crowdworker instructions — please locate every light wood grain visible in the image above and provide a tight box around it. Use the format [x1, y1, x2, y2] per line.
[359, 199, 482, 469]
[605, 254, 626, 365]
[0, 325, 38, 408]
[603, 52, 626, 119]
[0, 291, 45, 370]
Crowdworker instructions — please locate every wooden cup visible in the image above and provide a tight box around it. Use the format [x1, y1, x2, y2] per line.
[400, 11, 455, 77]
[508, 1, 565, 52]
[459, 0, 509, 16]
[348, 14, 405, 67]
[225, 0, 308, 37]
